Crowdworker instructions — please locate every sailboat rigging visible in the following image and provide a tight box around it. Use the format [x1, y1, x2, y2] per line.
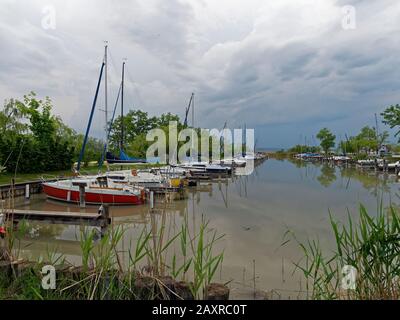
[105, 60, 146, 164]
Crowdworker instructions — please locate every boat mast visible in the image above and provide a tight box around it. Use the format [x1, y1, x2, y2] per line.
[192, 92, 195, 128]
[77, 61, 105, 172]
[191, 93, 195, 161]
[184, 93, 194, 127]
[104, 42, 108, 143]
[121, 61, 125, 150]
[99, 83, 122, 168]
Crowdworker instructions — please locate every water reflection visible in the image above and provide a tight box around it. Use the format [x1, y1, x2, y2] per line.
[317, 165, 336, 188]
[5, 158, 400, 299]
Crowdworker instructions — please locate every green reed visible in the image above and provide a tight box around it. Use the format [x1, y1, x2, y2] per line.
[0, 212, 225, 300]
[284, 203, 400, 300]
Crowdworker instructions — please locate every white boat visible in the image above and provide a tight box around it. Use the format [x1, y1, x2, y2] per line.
[332, 156, 351, 162]
[378, 161, 400, 170]
[105, 169, 176, 188]
[357, 159, 377, 166]
[175, 162, 232, 175]
[218, 157, 247, 167]
[43, 176, 145, 205]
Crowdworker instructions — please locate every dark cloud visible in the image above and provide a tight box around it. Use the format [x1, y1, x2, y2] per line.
[1, 0, 400, 147]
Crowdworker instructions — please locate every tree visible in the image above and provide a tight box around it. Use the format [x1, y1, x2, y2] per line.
[338, 126, 389, 156]
[109, 110, 158, 151]
[0, 98, 28, 136]
[316, 128, 336, 155]
[108, 109, 184, 156]
[382, 104, 400, 141]
[0, 92, 76, 173]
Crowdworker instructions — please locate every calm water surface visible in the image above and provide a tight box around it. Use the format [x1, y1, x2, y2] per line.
[10, 158, 400, 299]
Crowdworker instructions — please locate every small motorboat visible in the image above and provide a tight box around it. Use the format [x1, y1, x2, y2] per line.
[217, 157, 247, 167]
[332, 156, 351, 162]
[378, 160, 400, 170]
[43, 176, 145, 205]
[176, 162, 232, 175]
[357, 159, 377, 166]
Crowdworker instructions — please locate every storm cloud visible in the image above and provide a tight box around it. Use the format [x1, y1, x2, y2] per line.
[1, 0, 400, 147]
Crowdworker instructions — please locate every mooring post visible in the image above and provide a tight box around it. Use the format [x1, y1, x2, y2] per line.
[79, 185, 85, 208]
[25, 184, 30, 200]
[99, 204, 110, 238]
[102, 204, 110, 220]
[73, 182, 87, 208]
[150, 191, 154, 210]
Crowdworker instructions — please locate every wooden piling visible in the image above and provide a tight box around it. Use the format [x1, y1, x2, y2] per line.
[25, 184, 30, 199]
[79, 185, 85, 208]
[150, 191, 154, 209]
[72, 182, 87, 208]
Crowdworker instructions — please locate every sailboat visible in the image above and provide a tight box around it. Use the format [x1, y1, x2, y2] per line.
[42, 46, 145, 205]
[105, 61, 147, 165]
[43, 176, 145, 205]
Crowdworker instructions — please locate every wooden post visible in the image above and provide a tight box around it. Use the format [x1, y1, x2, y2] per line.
[25, 184, 30, 199]
[99, 205, 110, 237]
[150, 191, 154, 210]
[79, 185, 85, 208]
[100, 204, 110, 220]
[73, 182, 87, 208]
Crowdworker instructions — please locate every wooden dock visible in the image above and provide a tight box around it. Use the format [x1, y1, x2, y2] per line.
[2, 206, 111, 228]
[0, 179, 62, 200]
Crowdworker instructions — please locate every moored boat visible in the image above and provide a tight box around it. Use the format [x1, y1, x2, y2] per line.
[175, 162, 232, 175]
[43, 177, 145, 205]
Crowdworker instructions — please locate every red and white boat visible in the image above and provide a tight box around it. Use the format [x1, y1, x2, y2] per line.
[42, 177, 145, 205]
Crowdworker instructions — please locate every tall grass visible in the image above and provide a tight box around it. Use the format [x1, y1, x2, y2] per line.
[284, 203, 400, 300]
[0, 211, 225, 300]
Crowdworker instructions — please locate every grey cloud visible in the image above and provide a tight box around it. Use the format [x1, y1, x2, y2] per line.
[1, 0, 400, 148]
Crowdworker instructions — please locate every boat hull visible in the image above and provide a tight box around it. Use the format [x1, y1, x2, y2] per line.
[43, 184, 144, 205]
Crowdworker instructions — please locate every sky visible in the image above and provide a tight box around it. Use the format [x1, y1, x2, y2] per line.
[1, 0, 400, 148]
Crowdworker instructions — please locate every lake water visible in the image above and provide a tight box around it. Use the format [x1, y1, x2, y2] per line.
[9, 158, 400, 299]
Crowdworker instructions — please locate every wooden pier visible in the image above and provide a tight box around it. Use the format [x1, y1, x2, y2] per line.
[2, 206, 111, 228]
[0, 179, 61, 200]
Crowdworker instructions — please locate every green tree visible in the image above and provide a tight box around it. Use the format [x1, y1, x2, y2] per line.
[339, 126, 389, 156]
[382, 104, 400, 141]
[108, 109, 184, 157]
[317, 128, 336, 155]
[0, 98, 28, 136]
[0, 92, 76, 173]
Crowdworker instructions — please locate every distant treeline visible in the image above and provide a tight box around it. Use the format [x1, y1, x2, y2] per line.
[280, 103, 400, 157]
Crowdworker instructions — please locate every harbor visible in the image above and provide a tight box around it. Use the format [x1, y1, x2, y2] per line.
[2, 0, 400, 306]
[0, 156, 396, 299]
